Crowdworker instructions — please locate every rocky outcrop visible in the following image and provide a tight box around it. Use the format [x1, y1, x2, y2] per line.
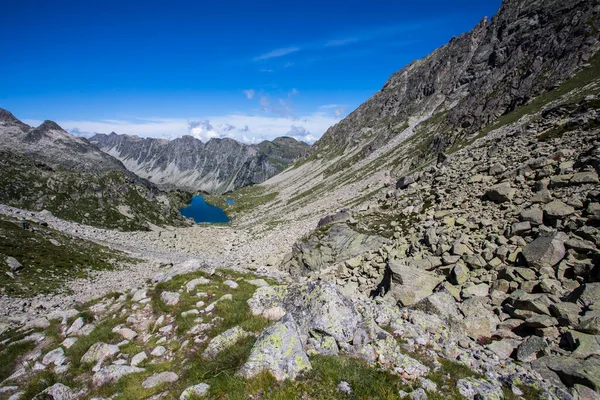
[90, 133, 309, 194]
[290, 92, 600, 395]
[280, 221, 390, 276]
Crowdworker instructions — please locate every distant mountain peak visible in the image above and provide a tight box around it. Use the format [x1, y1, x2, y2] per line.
[0, 108, 31, 131]
[37, 120, 63, 132]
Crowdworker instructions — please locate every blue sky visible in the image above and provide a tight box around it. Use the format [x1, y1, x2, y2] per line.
[0, 0, 501, 143]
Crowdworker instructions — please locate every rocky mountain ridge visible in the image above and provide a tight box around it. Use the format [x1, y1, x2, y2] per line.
[0, 110, 191, 231]
[90, 132, 309, 194]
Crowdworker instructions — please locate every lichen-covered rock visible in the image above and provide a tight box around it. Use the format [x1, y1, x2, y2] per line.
[202, 326, 252, 360]
[81, 342, 119, 365]
[32, 383, 74, 400]
[456, 377, 504, 400]
[370, 326, 429, 377]
[280, 223, 389, 276]
[247, 281, 361, 344]
[92, 365, 145, 386]
[238, 313, 311, 381]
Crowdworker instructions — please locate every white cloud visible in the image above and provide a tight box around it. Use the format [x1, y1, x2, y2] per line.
[243, 89, 255, 99]
[253, 47, 299, 61]
[188, 120, 235, 142]
[289, 88, 299, 96]
[287, 125, 317, 143]
[23, 112, 338, 145]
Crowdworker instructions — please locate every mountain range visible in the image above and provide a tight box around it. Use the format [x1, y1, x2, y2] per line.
[90, 133, 309, 194]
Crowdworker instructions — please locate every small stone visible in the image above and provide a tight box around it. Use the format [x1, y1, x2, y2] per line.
[180, 383, 210, 399]
[92, 365, 145, 386]
[6, 256, 23, 272]
[543, 200, 575, 221]
[151, 346, 167, 357]
[81, 342, 119, 365]
[487, 339, 519, 359]
[516, 336, 547, 362]
[525, 315, 558, 328]
[511, 221, 531, 236]
[520, 207, 544, 225]
[160, 291, 180, 306]
[451, 263, 469, 285]
[485, 182, 516, 203]
[462, 283, 489, 298]
[223, 280, 239, 289]
[113, 327, 137, 340]
[337, 381, 353, 394]
[570, 171, 599, 185]
[131, 289, 147, 302]
[131, 351, 147, 366]
[142, 371, 179, 389]
[42, 348, 66, 366]
[186, 278, 210, 292]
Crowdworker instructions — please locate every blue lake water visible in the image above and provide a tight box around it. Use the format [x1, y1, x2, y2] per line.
[225, 198, 235, 205]
[180, 196, 230, 223]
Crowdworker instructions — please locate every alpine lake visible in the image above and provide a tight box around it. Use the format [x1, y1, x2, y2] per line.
[179, 195, 232, 224]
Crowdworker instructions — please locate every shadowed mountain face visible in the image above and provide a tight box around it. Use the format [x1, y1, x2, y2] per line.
[90, 133, 310, 194]
[0, 110, 191, 230]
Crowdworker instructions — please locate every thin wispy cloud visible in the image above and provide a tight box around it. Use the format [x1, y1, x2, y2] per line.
[249, 18, 447, 66]
[325, 38, 359, 47]
[253, 47, 299, 61]
[243, 89, 255, 99]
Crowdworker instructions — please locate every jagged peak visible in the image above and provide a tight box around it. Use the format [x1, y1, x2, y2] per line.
[0, 108, 31, 131]
[36, 120, 64, 132]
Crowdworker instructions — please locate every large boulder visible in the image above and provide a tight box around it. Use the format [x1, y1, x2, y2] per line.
[522, 232, 567, 270]
[280, 223, 389, 276]
[533, 356, 600, 392]
[248, 281, 361, 344]
[238, 313, 311, 381]
[387, 261, 444, 307]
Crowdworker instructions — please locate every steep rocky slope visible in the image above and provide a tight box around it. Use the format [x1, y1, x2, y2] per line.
[222, 0, 600, 235]
[278, 92, 600, 395]
[90, 133, 309, 194]
[0, 110, 191, 231]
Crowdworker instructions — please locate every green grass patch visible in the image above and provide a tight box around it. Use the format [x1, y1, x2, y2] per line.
[0, 217, 138, 297]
